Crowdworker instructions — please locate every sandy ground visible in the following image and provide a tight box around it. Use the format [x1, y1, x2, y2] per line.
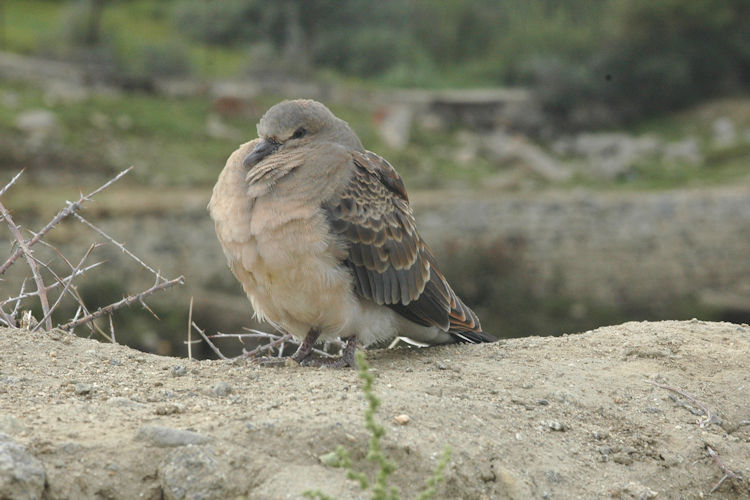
[1, 320, 749, 499]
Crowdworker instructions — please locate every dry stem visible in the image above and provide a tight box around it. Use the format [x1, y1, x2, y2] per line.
[31, 244, 97, 333]
[59, 276, 184, 331]
[706, 445, 741, 494]
[646, 379, 714, 427]
[0, 167, 132, 277]
[0, 169, 24, 198]
[0, 199, 52, 329]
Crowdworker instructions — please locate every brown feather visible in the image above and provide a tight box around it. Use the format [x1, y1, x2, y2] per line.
[323, 150, 492, 343]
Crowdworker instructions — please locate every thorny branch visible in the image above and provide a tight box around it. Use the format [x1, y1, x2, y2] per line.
[0, 167, 132, 277]
[1, 167, 181, 338]
[59, 276, 184, 331]
[31, 244, 97, 333]
[706, 445, 742, 494]
[0, 169, 24, 198]
[72, 212, 166, 282]
[187, 324, 344, 362]
[0, 199, 52, 330]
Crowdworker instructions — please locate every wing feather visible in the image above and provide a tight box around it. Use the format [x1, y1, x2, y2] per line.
[323, 151, 492, 343]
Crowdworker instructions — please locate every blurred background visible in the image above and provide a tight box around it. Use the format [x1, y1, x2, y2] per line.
[1, 0, 749, 357]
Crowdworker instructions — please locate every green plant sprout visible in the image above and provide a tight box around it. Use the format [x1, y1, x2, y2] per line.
[305, 351, 452, 500]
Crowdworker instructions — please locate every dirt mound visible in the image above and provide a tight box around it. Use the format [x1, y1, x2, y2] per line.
[1, 320, 748, 499]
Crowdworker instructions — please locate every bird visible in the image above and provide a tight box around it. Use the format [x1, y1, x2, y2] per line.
[208, 99, 494, 367]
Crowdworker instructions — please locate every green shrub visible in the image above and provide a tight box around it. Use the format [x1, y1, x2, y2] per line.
[172, 0, 261, 45]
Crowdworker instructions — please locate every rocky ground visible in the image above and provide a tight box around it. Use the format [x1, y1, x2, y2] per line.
[1, 320, 749, 499]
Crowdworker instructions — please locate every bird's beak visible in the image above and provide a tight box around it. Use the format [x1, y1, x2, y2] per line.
[243, 139, 279, 168]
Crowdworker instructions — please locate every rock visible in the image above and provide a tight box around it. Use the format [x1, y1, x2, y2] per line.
[211, 382, 232, 397]
[106, 397, 144, 408]
[483, 131, 570, 181]
[712, 117, 737, 147]
[621, 481, 658, 499]
[159, 446, 228, 500]
[43, 81, 89, 105]
[135, 425, 210, 448]
[74, 383, 92, 396]
[15, 109, 60, 146]
[205, 114, 240, 140]
[374, 105, 413, 150]
[495, 466, 531, 499]
[0, 415, 27, 436]
[0, 433, 46, 500]
[568, 132, 661, 179]
[394, 414, 411, 425]
[172, 365, 188, 377]
[663, 137, 702, 165]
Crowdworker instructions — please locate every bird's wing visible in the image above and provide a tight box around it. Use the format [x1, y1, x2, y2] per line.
[323, 150, 489, 342]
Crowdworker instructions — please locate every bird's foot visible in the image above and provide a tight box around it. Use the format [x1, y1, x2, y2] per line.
[251, 332, 358, 369]
[299, 336, 357, 368]
[251, 329, 319, 367]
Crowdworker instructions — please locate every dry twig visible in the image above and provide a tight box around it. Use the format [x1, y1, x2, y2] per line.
[31, 244, 97, 333]
[646, 379, 714, 427]
[191, 321, 228, 360]
[706, 445, 741, 494]
[0, 169, 24, 198]
[72, 212, 166, 281]
[59, 276, 184, 331]
[0, 199, 52, 329]
[187, 296, 194, 360]
[0, 167, 132, 277]
[2, 167, 182, 337]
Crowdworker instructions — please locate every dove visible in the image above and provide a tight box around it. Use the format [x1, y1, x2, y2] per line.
[209, 99, 493, 367]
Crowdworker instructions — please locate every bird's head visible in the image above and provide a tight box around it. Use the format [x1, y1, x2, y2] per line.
[243, 99, 363, 168]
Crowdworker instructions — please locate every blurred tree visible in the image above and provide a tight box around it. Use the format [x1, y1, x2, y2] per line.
[531, 0, 750, 124]
[61, 0, 106, 47]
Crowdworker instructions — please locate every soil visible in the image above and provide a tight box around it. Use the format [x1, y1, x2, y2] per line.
[1, 320, 749, 499]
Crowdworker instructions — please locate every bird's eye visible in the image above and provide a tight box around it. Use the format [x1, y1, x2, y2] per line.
[291, 127, 307, 139]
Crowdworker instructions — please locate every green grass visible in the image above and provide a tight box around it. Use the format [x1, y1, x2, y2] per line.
[0, 0, 249, 78]
[0, 77, 502, 189]
[1, 1, 61, 53]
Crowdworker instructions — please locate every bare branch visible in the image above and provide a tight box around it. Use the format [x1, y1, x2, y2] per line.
[31, 244, 96, 333]
[0, 304, 14, 327]
[0, 169, 24, 198]
[72, 212, 166, 281]
[59, 276, 184, 331]
[0, 200, 52, 329]
[1, 262, 104, 308]
[108, 313, 116, 344]
[10, 278, 26, 318]
[706, 445, 741, 494]
[187, 297, 194, 361]
[192, 321, 228, 360]
[0, 167, 132, 277]
[646, 379, 714, 427]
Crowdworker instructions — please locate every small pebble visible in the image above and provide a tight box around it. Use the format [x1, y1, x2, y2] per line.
[212, 382, 232, 397]
[546, 420, 566, 431]
[172, 365, 188, 377]
[592, 430, 609, 440]
[134, 425, 210, 447]
[394, 414, 411, 425]
[74, 383, 92, 396]
[155, 404, 182, 416]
